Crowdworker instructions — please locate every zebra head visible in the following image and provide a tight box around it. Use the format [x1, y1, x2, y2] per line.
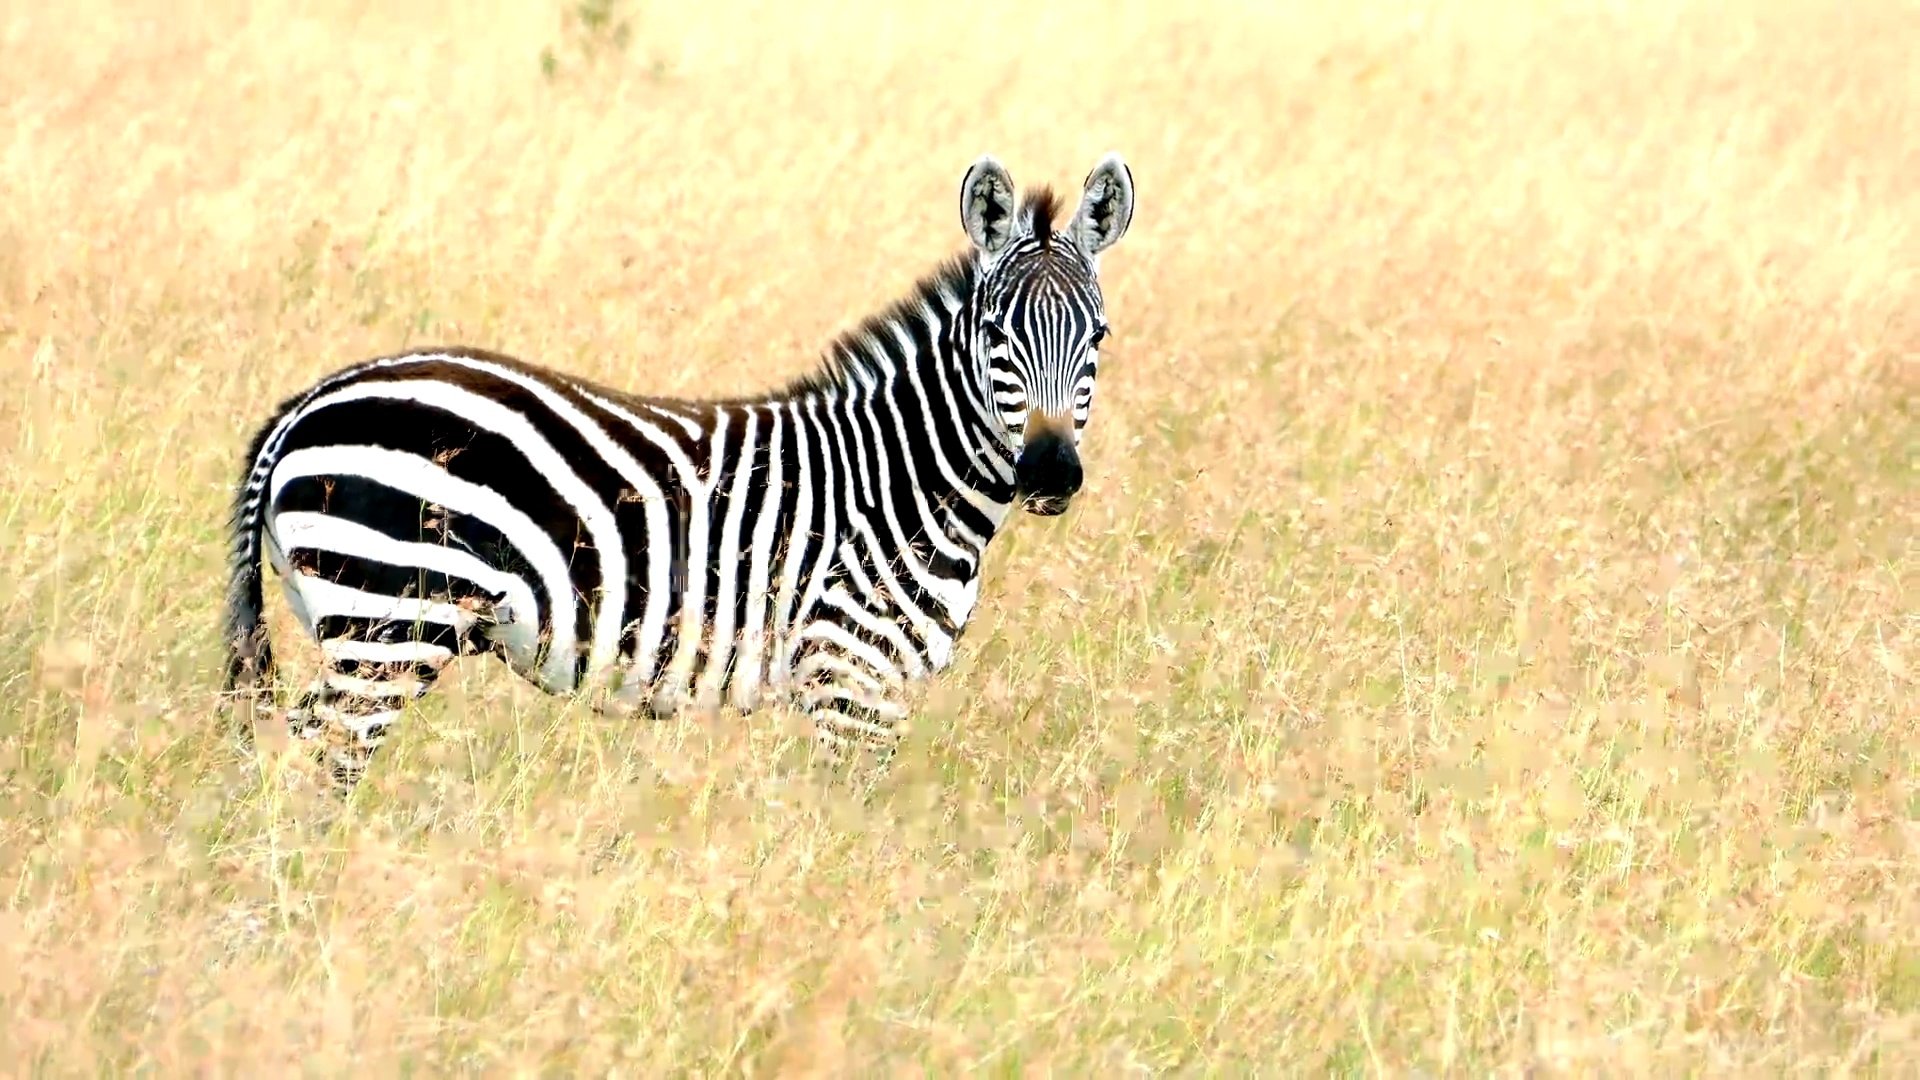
[959, 153, 1135, 516]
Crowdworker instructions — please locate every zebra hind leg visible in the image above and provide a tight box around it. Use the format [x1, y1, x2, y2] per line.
[284, 616, 465, 791]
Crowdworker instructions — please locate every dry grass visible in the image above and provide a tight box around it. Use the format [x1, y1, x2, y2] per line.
[2, 0, 1916, 1072]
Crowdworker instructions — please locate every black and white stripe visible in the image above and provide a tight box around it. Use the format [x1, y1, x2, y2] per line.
[222, 153, 1136, 786]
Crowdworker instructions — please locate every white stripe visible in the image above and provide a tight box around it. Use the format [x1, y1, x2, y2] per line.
[847, 361, 972, 619]
[792, 652, 884, 694]
[269, 444, 579, 689]
[404, 355, 667, 686]
[258, 352, 466, 469]
[930, 318, 1019, 506]
[283, 376, 622, 679]
[579, 390, 702, 478]
[833, 535, 885, 606]
[768, 398, 814, 692]
[695, 408, 759, 707]
[640, 401, 703, 439]
[732, 407, 785, 709]
[821, 586, 924, 678]
[809, 709, 899, 742]
[845, 516, 950, 670]
[287, 573, 477, 632]
[835, 376, 878, 510]
[273, 510, 542, 649]
[573, 387, 704, 688]
[653, 410, 728, 709]
[783, 398, 840, 672]
[900, 303, 997, 539]
[322, 638, 456, 666]
[881, 318, 983, 562]
[262, 525, 315, 639]
[798, 616, 901, 691]
[930, 578, 975, 667]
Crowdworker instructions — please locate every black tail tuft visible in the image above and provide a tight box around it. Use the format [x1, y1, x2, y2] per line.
[224, 410, 284, 702]
[223, 539, 273, 698]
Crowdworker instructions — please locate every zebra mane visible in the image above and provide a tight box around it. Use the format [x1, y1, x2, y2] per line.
[1022, 186, 1062, 244]
[776, 252, 979, 399]
[772, 186, 1062, 400]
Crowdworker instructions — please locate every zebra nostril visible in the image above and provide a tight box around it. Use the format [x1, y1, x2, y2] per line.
[1015, 430, 1082, 504]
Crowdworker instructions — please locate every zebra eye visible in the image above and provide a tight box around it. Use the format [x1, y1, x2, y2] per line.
[1090, 326, 1110, 348]
[981, 322, 1010, 352]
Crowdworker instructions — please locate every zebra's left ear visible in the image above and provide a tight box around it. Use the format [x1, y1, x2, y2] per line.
[1069, 152, 1135, 259]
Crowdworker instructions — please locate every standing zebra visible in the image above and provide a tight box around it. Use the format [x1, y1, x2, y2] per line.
[224, 153, 1136, 786]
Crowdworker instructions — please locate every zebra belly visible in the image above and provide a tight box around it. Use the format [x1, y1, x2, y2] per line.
[599, 600, 810, 718]
[628, 546, 978, 721]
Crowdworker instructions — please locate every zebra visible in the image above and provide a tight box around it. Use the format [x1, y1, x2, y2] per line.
[222, 152, 1136, 787]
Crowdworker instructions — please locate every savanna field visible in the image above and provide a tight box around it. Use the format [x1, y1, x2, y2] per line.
[1, 0, 1915, 1072]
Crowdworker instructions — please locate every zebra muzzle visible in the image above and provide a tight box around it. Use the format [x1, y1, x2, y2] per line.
[1015, 427, 1082, 516]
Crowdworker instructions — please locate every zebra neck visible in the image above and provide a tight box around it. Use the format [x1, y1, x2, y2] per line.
[767, 254, 1018, 561]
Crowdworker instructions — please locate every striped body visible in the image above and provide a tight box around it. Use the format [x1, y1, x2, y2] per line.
[223, 153, 1135, 786]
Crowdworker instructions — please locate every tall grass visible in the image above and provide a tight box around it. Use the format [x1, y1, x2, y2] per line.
[1, 0, 1914, 1071]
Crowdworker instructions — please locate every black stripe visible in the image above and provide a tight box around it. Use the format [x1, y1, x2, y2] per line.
[692, 407, 751, 686]
[274, 392, 601, 668]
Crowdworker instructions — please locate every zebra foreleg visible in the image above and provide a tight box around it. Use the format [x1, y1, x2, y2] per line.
[791, 648, 911, 768]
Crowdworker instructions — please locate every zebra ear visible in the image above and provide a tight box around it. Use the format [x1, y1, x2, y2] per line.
[1070, 152, 1135, 258]
[959, 155, 1018, 257]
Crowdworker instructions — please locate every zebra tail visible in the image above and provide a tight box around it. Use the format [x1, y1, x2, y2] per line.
[223, 415, 282, 701]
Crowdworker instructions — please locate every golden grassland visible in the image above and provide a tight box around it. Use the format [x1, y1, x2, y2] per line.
[1, 0, 1915, 1071]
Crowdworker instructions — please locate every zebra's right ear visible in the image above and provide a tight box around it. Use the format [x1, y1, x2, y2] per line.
[959, 155, 1018, 257]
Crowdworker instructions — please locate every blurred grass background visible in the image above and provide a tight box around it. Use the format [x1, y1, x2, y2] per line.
[0, 0, 1914, 1071]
